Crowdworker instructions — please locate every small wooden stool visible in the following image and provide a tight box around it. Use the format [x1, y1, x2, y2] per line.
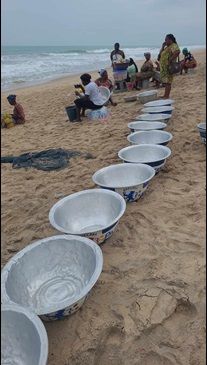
[113, 80, 127, 93]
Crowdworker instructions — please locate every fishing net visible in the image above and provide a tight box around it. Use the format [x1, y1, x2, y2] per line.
[1, 148, 95, 171]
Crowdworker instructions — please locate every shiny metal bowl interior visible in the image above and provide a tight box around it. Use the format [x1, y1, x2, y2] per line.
[141, 106, 175, 114]
[92, 163, 155, 188]
[127, 130, 173, 145]
[137, 90, 158, 98]
[136, 113, 172, 121]
[118, 144, 171, 163]
[144, 99, 175, 107]
[128, 121, 167, 131]
[98, 86, 110, 104]
[1, 235, 103, 316]
[136, 90, 158, 104]
[49, 189, 126, 235]
[1, 304, 48, 365]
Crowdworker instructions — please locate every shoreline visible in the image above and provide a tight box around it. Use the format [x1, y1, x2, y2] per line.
[1, 47, 206, 94]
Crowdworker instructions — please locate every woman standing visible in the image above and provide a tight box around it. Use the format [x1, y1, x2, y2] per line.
[159, 34, 180, 99]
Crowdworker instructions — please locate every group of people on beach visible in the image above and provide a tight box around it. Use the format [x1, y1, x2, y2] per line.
[73, 35, 197, 121]
[2, 34, 197, 126]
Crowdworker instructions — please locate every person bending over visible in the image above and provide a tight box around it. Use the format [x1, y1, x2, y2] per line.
[131, 52, 154, 90]
[95, 69, 117, 106]
[125, 58, 138, 82]
[7, 94, 25, 125]
[74, 73, 104, 122]
[180, 48, 197, 75]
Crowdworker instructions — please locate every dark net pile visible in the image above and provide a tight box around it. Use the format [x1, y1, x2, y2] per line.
[1, 148, 95, 171]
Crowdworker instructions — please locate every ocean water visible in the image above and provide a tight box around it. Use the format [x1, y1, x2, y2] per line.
[1, 44, 205, 92]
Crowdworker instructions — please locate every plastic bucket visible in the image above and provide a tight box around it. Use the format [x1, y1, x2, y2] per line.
[65, 106, 77, 122]
[126, 82, 133, 91]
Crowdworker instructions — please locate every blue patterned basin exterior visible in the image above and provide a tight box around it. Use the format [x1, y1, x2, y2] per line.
[82, 221, 119, 244]
[197, 123, 206, 145]
[199, 130, 206, 144]
[100, 182, 150, 202]
[122, 159, 166, 174]
[40, 292, 90, 321]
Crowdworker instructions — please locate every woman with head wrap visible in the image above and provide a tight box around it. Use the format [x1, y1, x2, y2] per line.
[95, 69, 117, 106]
[130, 52, 154, 90]
[125, 58, 138, 83]
[74, 73, 104, 122]
[159, 33, 180, 99]
[6, 94, 25, 125]
[180, 48, 197, 75]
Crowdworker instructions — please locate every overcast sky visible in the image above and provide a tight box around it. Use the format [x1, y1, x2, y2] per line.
[1, 0, 206, 47]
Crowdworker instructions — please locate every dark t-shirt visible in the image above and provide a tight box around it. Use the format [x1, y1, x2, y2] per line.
[184, 52, 194, 62]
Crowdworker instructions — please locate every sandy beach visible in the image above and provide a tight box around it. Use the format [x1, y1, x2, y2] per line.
[1, 49, 206, 365]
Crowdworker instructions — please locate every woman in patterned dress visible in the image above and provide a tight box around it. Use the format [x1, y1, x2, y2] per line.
[159, 34, 180, 99]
